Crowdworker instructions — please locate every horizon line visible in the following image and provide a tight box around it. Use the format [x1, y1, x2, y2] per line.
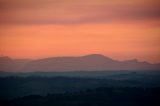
[0, 54, 159, 64]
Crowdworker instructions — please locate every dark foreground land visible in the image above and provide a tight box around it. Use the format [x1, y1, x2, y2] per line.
[1, 87, 160, 106]
[0, 71, 160, 106]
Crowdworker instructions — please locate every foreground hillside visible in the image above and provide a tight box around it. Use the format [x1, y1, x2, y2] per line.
[0, 71, 160, 100]
[1, 87, 160, 106]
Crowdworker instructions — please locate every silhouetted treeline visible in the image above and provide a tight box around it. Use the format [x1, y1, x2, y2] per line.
[0, 75, 160, 100]
[1, 87, 160, 106]
[0, 71, 160, 106]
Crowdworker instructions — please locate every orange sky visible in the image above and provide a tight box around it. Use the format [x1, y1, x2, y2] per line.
[0, 0, 160, 63]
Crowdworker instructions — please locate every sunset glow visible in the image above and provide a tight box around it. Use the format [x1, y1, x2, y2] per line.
[0, 0, 160, 63]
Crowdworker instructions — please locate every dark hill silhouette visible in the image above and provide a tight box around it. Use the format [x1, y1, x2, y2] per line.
[2, 87, 160, 106]
[0, 54, 159, 72]
[0, 56, 31, 71]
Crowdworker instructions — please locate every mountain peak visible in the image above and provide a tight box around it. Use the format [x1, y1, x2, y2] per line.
[83, 54, 107, 58]
[0, 54, 159, 72]
[83, 54, 113, 60]
[124, 59, 139, 63]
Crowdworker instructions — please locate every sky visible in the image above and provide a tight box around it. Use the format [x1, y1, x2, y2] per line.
[0, 0, 160, 63]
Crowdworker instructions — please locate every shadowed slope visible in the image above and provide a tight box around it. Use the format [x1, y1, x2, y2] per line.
[0, 54, 159, 72]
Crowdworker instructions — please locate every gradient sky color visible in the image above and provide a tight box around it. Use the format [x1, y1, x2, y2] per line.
[0, 0, 160, 63]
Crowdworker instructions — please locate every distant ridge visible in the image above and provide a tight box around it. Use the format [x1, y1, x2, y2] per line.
[0, 54, 159, 72]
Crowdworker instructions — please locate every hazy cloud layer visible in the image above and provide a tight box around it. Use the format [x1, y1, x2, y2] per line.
[0, 0, 160, 25]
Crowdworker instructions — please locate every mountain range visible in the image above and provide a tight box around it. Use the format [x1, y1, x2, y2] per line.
[0, 54, 159, 72]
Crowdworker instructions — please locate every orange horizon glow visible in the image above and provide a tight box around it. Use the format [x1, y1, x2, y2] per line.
[1, 23, 160, 63]
[0, 0, 160, 63]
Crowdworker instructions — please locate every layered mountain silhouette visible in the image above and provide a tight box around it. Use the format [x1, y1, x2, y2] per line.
[0, 54, 159, 72]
